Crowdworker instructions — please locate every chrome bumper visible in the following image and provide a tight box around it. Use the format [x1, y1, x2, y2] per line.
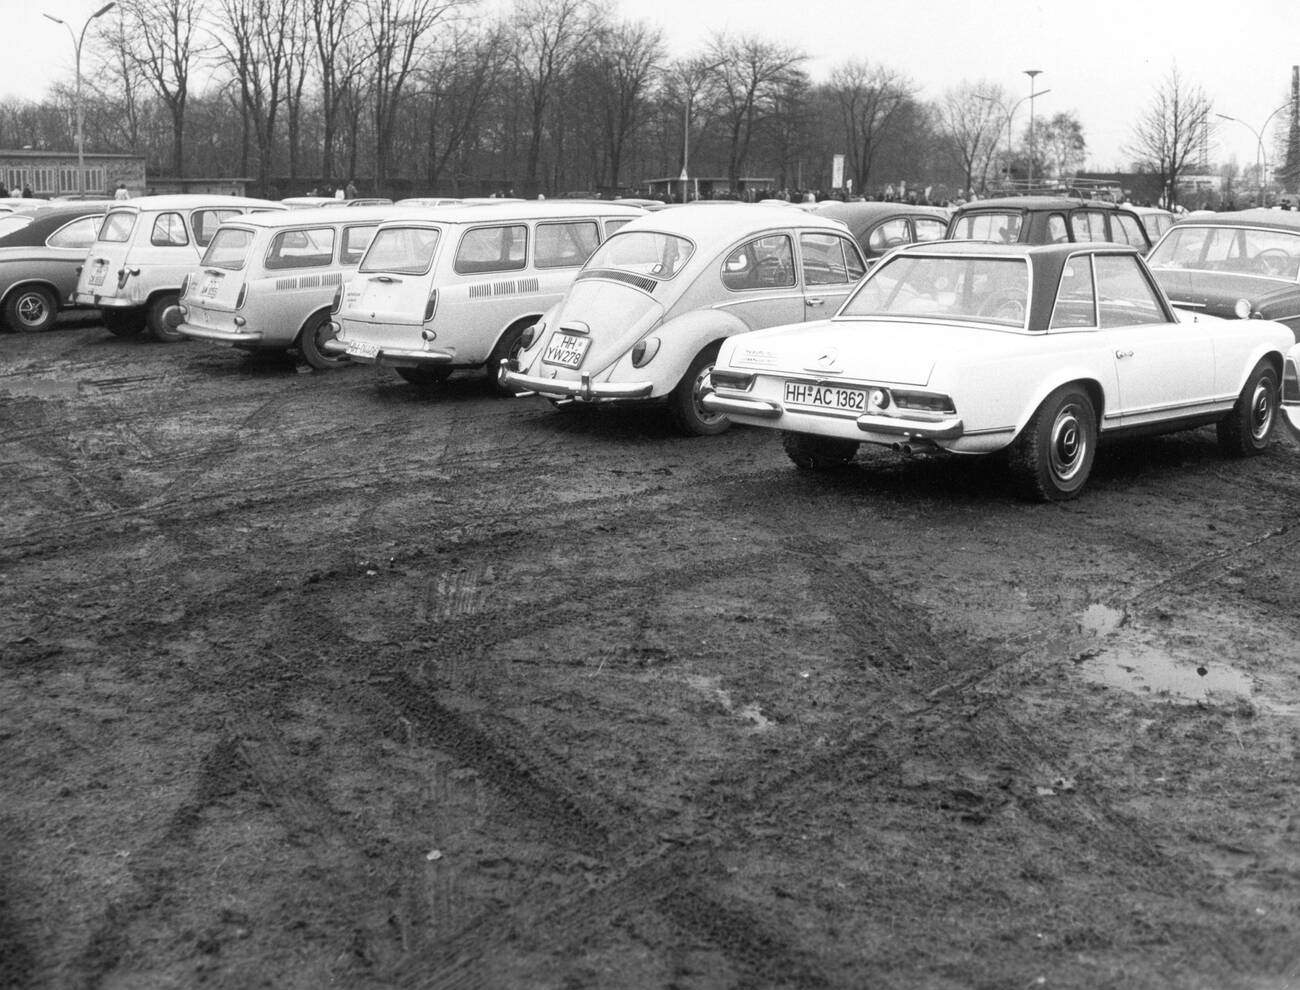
[702, 389, 964, 440]
[498, 360, 654, 401]
[322, 339, 453, 367]
[75, 293, 136, 309]
[177, 322, 265, 345]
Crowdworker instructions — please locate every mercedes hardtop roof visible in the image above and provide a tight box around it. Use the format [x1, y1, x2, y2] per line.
[1167, 208, 1300, 232]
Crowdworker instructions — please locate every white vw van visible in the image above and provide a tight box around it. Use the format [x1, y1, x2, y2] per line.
[326, 201, 644, 388]
[175, 206, 398, 368]
[73, 195, 285, 340]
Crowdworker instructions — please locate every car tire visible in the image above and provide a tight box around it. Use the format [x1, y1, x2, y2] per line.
[396, 366, 452, 387]
[1217, 359, 1278, 457]
[102, 309, 146, 337]
[146, 293, 185, 342]
[1009, 385, 1097, 501]
[4, 285, 58, 333]
[487, 321, 533, 396]
[297, 312, 345, 370]
[669, 344, 730, 436]
[782, 431, 859, 470]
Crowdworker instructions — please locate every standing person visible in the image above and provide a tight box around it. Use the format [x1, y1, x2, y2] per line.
[114, 182, 130, 200]
[345, 179, 357, 199]
[0, 183, 8, 198]
[21, 184, 33, 198]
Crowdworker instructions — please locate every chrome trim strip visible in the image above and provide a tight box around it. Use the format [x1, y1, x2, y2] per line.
[699, 391, 782, 419]
[856, 411, 963, 439]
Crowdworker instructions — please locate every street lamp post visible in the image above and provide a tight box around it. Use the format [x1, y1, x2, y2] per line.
[977, 89, 1050, 190]
[1216, 102, 1293, 208]
[43, 3, 116, 198]
[1024, 70, 1043, 189]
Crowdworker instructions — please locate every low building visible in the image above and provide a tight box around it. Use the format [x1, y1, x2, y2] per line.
[0, 149, 145, 198]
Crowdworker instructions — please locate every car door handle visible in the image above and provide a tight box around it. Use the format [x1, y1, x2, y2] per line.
[806, 297, 825, 306]
[1115, 349, 1134, 359]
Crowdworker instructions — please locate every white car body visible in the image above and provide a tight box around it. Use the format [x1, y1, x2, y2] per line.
[704, 241, 1293, 499]
[499, 203, 869, 434]
[327, 201, 645, 386]
[174, 206, 400, 367]
[73, 195, 285, 339]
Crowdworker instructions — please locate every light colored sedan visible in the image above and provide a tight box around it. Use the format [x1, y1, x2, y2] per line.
[499, 203, 869, 434]
[703, 241, 1293, 499]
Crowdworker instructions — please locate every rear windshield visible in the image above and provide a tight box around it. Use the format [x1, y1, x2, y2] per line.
[98, 211, 136, 242]
[201, 227, 256, 271]
[840, 254, 1031, 327]
[949, 211, 1023, 243]
[358, 226, 441, 275]
[582, 230, 696, 279]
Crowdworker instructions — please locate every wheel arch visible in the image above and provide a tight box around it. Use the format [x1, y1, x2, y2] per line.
[635, 308, 749, 398]
[1, 278, 63, 310]
[294, 305, 334, 345]
[1011, 375, 1106, 442]
[488, 313, 546, 364]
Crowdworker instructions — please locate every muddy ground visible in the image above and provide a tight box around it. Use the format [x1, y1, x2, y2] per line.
[2, 321, 1299, 990]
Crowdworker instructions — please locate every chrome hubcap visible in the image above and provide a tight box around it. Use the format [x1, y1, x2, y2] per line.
[17, 294, 46, 325]
[1249, 381, 1274, 440]
[1050, 403, 1088, 481]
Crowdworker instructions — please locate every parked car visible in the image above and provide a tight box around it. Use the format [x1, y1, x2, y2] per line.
[326, 200, 645, 388]
[947, 196, 1152, 252]
[499, 203, 869, 434]
[0, 202, 111, 332]
[1131, 205, 1175, 241]
[0, 197, 51, 215]
[812, 201, 950, 268]
[702, 241, 1292, 500]
[174, 206, 397, 368]
[73, 195, 286, 340]
[1283, 342, 1300, 440]
[1145, 209, 1300, 340]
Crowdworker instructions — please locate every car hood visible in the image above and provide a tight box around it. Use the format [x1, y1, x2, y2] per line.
[721, 318, 1035, 387]
[1153, 268, 1299, 315]
[528, 277, 665, 378]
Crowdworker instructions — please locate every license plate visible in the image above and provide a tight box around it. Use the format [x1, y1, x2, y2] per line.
[88, 268, 106, 287]
[783, 381, 868, 413]
[542, 332, 590, 369]
[199, 275, 221, 299]
[346, 338, 380, 359]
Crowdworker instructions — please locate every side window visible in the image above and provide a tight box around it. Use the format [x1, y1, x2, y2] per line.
[913, 218, 946, 242]
[1112, 214, 1148, 248]
[454, 224, 527, 274]
[1049, 256, 1097, 329]
[151, 212, 188, 247]
[800, 232, 852, 285]
[340, 225, 377, 265]
[721, 234, 794, 291]
[604, 218, 634, 236]
[1070, 212, 1103, 242]
[868, 218, 910, 253]
[191, 209, 240, 248]
[47, 216, 100, 250]
[1095, 255, 1166, 327]
[535, 220, 600, 269]
[1047, 214, 1069, 243]
[265, 226, 336, 270]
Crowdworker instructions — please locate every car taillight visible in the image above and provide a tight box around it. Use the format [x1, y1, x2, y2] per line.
[891, 389, 955, 414]
[631, 336, 660, 368]
[329, 287, 342, 314]
[235, 285, 247, 309]
[518, 322, 541, 350]
[423, 288, 438, 322]
[179, 274, 190, 299]
[116, 269, 129, 289]
[710, 369, 753, 390]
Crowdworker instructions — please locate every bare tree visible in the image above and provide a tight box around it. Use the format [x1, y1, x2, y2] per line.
[1037, 111, 1086, 181]
[584, 19, 664, 192]
[417, 22, 509, 190]
[705, 33, 807, 191]
[93, 11, 145, 153]
[934, 81, 1004, 195]
[1125, 65, 1211, 208]
[827, 59, 914, 194]
[113, 0, 205, 177]
[306, 0, 362, 187]
[510, 0, 601, 195]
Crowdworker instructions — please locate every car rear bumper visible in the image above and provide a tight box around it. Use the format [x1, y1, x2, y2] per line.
[178, 322, 265, 346]
[323, 338, 453, 367]
[498, 360, 654, 400]
[701, 388, 964, 440]
[75, 293, 137, 309]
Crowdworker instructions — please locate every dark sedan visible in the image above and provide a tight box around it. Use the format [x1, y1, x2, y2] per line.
[947, 196, 1153, 252]
[1146, 209, 1300, 341]
[812, 201, 949, 267]
[0, 202, 110, 332]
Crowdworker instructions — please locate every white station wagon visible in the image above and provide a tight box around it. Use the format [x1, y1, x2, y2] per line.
[74, 195, 285, 340]
[499, 203, 868, 434]
[703, 241, 1294, 500]
[174, 206, 396, 368]
[326, 201, 645, 388]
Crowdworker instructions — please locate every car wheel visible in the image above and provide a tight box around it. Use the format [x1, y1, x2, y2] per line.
[146, 293, 185, 342]
[1217, 359, 1278, 457]
[4, 285, 59, 333]
[297, 312, 345, 370]
[102, 309, 146, 337]
[487, 321, 532, 396]
[669, 344, 730, 436]
[782, 431, 859, 470]
[1009, 385, 1097, 501]
[396, 366, 452, 387]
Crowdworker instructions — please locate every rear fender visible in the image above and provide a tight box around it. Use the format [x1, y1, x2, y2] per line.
[602, 308, 750, 398]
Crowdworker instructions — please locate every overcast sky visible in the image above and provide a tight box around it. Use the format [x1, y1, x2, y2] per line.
[10, 0, 1298, 174]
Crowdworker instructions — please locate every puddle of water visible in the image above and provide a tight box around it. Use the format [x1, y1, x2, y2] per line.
[1081, 646, 1253, 704]
[1079, 603, 1125, 637]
